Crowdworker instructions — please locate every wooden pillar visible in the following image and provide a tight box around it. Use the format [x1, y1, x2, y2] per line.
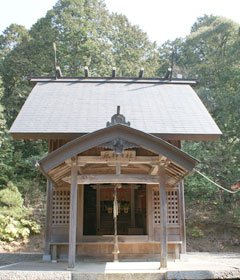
[96, 185, 100, 234]
[68, 158, 78, 269]
[147, 185, 154, 241]
[113, 184, 120, 262]
[159, 167, 168, 269]
[131, 185, 135, 228]
[112, 164, 120, 262]
[43, 180, 53, 261]
[77, 184, 84, 241]
[179, 180, 186, 254]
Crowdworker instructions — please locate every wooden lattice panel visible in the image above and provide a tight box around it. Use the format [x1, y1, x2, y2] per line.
[153, 191, 161, 225]
[153, 189, 179, 226]
[167, 190, 179, 225]
[52, 190, 70, 225]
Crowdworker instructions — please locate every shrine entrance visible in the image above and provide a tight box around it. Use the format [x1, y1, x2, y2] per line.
[83, 184, 146, 236]
[37, 123, 198, 268]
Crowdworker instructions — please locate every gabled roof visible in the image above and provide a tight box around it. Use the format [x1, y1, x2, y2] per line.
[9, 78, 222, 141]
[37, 124, 199, 186]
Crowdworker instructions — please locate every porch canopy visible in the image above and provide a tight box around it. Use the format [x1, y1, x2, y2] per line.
[37, 123, 199, 268]
[38, 124, 198, 185]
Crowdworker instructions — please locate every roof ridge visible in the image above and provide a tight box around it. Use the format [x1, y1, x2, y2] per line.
[29, 77, 197, 85]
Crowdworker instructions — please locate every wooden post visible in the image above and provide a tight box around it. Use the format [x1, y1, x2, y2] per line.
[112, 163, 120, 262]
[131, 185, 135, 228]
[159, 167, 168, 269]
[179, 180, 186, 254]
[96, 185, 100, 234]
[68, 158, 78, 269]
[147, 185, 154, 241]
[113, 185, 120, 262]
[52, 245, 57, 262]
[77, 184, 84, 241]
[43, 180, 53, 261]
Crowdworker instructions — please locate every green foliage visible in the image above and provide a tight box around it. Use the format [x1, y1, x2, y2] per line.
[0, 182, 23, 207]
[191, 226, 204, 238]
[0, 214, 40, 242]
[0, 182, 40, 242]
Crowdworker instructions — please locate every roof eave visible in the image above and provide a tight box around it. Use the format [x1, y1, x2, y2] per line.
[38, 124, 199, 173]
[9, 131, 222, 141]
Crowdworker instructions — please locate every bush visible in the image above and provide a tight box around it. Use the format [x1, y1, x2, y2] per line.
[0, 182, 40, 242]
[191, 226, 204, 238]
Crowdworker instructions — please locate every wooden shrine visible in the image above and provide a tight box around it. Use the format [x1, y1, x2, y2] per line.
[9, 74, 222, 269]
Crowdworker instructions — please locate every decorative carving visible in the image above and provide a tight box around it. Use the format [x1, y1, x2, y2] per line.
[106, 106, 130, 127]
[101, 138, 138, 155]
[103, 106, 135, 155]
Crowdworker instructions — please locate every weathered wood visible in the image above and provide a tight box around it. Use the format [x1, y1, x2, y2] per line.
[68, 158, 78, 269]
[52, 244, 57, 263]
[96, 185, 100, 235]
[150, 165, 158, 175]
[116, 163, 121, 176]
[174, 244, 180, 259]
[63, 174, 160, 184]
[147, 185, 154, 241]
[159, 168, 168, 269]
[65, 156, 159, 165]
[131, 185, 135, 228]
[178, 180, 186, 254]
[113, 164, 120, 262]
[77, 184, 84, 241]
[44, 180, 53, 259]
[112, 185, 120, 262]
[40, 125, 198, 174]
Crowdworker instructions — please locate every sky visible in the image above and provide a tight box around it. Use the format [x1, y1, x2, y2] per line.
[0, 0, 240, 45]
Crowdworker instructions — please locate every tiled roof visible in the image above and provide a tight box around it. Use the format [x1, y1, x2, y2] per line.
[9, 79, 222, 140]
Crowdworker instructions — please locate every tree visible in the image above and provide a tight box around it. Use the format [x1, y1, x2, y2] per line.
[109, 13, 159, 76]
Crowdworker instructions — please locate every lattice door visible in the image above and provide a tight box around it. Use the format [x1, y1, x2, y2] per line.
[153, 189, 179, 226]
[52, 190, 70, 225]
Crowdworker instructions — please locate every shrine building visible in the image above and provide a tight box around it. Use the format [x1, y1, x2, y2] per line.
[9, 73, 221, 269]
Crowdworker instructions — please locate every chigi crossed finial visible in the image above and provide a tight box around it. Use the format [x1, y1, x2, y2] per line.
[106, 106, 130, 127]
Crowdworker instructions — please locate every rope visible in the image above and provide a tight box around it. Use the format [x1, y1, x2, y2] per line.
[194, 169, 240, 194]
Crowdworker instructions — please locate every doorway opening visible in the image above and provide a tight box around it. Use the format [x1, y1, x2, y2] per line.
[83, 184, 146, 235]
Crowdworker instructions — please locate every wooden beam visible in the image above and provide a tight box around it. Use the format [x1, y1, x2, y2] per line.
[149, 165, 158, 175]
[63, 174, 160, 184]
[159, 167, 168, 269]
[65, 156, 159, 165]
[68, 158, 78, 269]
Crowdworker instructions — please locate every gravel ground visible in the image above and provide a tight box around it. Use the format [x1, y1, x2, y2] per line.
[0, 253, 42, 266]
